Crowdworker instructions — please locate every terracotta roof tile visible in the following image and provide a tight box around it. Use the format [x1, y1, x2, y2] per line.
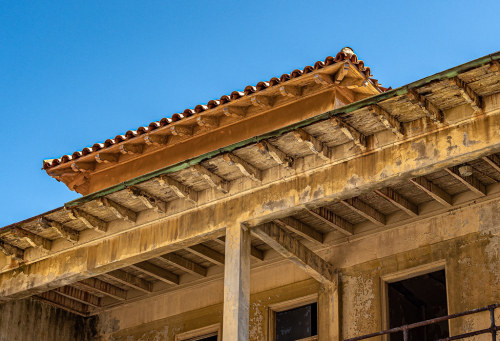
[43, 47, 386, 170]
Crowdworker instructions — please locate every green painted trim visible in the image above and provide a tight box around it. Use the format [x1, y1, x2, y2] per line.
[66, 51, 500, 208]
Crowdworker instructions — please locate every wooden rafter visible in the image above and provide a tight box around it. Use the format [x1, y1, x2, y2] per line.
[119, 144, 144, 155]
[292, 128, 329, 161]
[169, 125, 193, 137]
[334, 63, 351, 85]
[368, 105, 404, 138]
[160, 253, 207, 277]
[187, 244, 225, 266]
[105, 270, 153, 293]
[250, 95, 273, 109]
[222, 106, 247, 118]
[71, 162, 95, 173]
[144, 134, 169, 146]
[274, 217, 324, 245]
[0, 240, 23, 261]
[190, 164, 229, 193]
[196, 115, 219, 129]
[450, 77, 482, 113]
[445, 166, 486, 196]
[313, 73, 335, 86]
[78, 278, 127, 301]
[129, 261, 179, 285]
[279, 85, 302, 97]
[330, 117, 367, 151]
[214, 237, 264, 261]
[313, 64, 350, 86]
[96, 197, 137, 223]
[95, 153, 120, 164]
[127, 186, 167, 213]
[407, 90, 444, 126]
[11, 227, 52, 251]
[54, 286, 101, 308]
[156, 175, 198, 205]
[482, 154, 500, 173]
[252, 222, 335, 284]
[66, 172, 88, 191]
[374, 188, 418, 217]
[222, 153, 262, 182]
[36, 218, 79, 243]
[68, 208, 108, 233]
[341, 197, 386, 226]
[256, 141, 293, 168]
[409, 177, 452, 207]
[337, 76, 368, 89]
[305, 207, 353, 236]
[36, 291, 89, 316]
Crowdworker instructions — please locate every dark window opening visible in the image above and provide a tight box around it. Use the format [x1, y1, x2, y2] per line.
[187, 333, 217, 341]
[276, 302, 318, 341]
[388, 270, 449, 341]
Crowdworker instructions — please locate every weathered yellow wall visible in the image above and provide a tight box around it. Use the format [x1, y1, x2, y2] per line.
[0, 297, 97, 341]
[95, 197, 500, 340]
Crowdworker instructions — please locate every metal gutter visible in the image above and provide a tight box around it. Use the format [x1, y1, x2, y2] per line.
[65, 51, 500, 208]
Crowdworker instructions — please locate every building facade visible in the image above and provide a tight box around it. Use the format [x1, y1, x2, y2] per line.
[0, 48, 499, 341]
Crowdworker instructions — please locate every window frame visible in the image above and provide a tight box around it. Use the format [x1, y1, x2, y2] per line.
[380, 260, 449, 341]
[268, 294, 319, 341]
[174, 323, 221, 341]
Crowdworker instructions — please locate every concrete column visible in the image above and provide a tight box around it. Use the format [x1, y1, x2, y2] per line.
[222, 222, 251, 341]
[318, 273, 340, 341]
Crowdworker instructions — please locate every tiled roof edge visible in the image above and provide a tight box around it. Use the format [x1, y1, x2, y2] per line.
[42, 47, 384, 170]
[62, 50, 500, 208]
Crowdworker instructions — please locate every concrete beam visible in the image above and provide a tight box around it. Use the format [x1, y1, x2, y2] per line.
[105, 270, 153, 293]
[0, 240, 23, 262]
[409, 177, 453, 207]
[222, 153, 262, 182]
[156, 175, 198, 205]
[341, 198, 386, 226]
[78, 278, 127, 301]
[445, 166, 487, 196]
[275, 216, 324, 245]
[214, 237, 264, 261]
[96, 197, 137, 223]
[305, 207, 353, 236]
[129, 262, 179, 285]
[54, 286, 101, 307]
[11, 227, 52, 251]
[374, 188, 418, 217]
[160, 253, 207, 277]
[222, 223, 250, 341]
[187, 244, 225, 266]
[256, 141, 293, 168]
[252, 222, 335, 284]
[292, 128, 329, 161]
[2, 113, 500, 299]
[36, 291, 89, 316]
[68, 208, 108, 233]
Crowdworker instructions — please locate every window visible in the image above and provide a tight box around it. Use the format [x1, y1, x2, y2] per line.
[272, 302, 318, 341]
[387, 269, 449, 341]
[175, 324, 220, 341]
[185, 333, 217, 341]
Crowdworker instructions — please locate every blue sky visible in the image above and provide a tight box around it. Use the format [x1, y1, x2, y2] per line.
[0, 1, 499, 226]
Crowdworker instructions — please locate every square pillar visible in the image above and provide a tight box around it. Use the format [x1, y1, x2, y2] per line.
[222, 223, 251, 341]
[318, 273, 340, 340]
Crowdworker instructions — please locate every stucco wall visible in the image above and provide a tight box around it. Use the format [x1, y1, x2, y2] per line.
[76, 198, 500, 340]
[0, 297, 97, 341]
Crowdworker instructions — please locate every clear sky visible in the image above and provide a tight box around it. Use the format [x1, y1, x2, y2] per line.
[0, 1, 499, 226]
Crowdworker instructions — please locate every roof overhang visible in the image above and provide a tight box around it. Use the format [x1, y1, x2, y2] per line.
[0, 51, 499, 316]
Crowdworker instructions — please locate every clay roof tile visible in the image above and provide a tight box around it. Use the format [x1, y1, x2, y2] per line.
[43, 47, 386, 170]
